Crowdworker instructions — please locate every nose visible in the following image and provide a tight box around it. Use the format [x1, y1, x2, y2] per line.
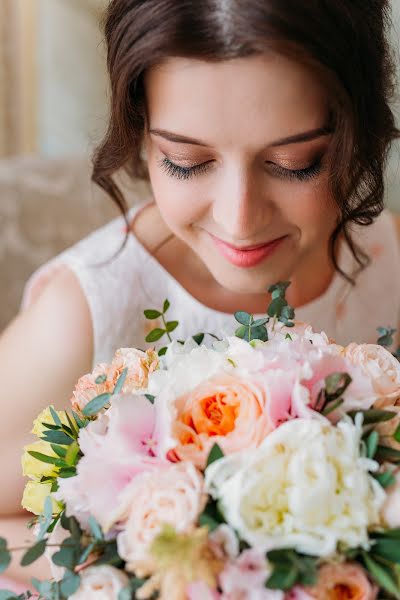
[212, 163, 275, 241]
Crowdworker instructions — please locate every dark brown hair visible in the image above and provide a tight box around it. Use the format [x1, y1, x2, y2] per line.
[92, 0, 399, 281]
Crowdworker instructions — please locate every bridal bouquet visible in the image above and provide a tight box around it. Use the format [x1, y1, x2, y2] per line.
[2, 283, 400, 600]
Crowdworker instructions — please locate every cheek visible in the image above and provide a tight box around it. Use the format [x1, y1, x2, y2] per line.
[279, 176, 338, 239]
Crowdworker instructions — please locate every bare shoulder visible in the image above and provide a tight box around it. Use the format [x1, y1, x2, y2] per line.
[1, 265, 93, 387]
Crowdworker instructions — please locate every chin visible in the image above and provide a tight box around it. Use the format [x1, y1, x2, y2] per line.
[209, 265, 291, 296]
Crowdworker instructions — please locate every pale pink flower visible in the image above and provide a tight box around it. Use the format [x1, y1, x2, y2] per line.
[219, 549, 281, 599]
[381, 469, 400, 528]
[116, 462, 206, 571]
[303, 563, 377, 599]
[70, 362, 114, 412]
[69, 565, 129, 600]
[56, 395, 164, 531]
[285, 589, 313, 600]
[187, 582, 221, 600]
[344, 343, 400, 405]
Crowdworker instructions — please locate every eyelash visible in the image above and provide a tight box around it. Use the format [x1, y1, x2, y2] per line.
[159, 157, 323, 182]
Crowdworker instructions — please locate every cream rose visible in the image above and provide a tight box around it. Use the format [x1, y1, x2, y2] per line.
[115, 462, 206, 571]
[206, 418, 385, 556]
[69, 565, 129, 600]
[344, 343, 400, 404]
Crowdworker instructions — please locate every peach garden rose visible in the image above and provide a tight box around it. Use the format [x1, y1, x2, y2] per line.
[302, 563, 377, 600]
[168, 373, 274, 468]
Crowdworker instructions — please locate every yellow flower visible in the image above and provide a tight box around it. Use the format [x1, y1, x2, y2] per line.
[134, 526, 223, 600]
[31, 406, 69, 437]
[21, 440, 59, 479]
[21, 481, 62, 515]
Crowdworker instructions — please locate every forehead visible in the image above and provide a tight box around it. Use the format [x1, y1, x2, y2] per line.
[144, 54, 329, 149]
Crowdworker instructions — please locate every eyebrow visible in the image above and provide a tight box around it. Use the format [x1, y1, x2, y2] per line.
[149, 126, 332, 148]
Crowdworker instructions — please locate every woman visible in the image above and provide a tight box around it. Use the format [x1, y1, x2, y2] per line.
[1, 0, 399, 589]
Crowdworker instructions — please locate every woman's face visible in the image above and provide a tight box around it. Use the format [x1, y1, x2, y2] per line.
[144, 54, 338, 295]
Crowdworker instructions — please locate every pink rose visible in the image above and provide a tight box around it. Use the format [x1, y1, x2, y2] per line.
[344, 344, 400, 405]
[303, 563, 376, 599]
[115, 462, 206, 570]
[219, 549, 284, 599]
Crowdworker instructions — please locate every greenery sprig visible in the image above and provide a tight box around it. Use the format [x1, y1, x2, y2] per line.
[234, 281, 295, 343]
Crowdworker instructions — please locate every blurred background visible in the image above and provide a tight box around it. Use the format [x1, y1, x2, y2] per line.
[0, 0, 399, 331]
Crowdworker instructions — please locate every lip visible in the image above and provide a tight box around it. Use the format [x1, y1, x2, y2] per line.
[210, 233, 287, 268]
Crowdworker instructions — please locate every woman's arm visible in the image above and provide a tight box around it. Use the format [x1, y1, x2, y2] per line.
[0, 267, 93, 515]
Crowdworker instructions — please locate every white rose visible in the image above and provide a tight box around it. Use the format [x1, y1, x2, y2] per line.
[69, 565, 129, 600]
[115, 462, 206, 571]
[206, 418, 385, 557]
[344, 343, 400, 404]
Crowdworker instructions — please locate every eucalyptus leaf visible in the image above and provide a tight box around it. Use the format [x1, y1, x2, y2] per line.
[41, 430, 74, 446]
[235, 325, 247, 339]
[95, 374, 107, 384]
[60, 571, 80, 598]
[265, 564, 298, 590]
[88, 516, 103, 541]
[0, 538, 11, 575]
[376, 445, 400, 463]
[348, 409, 397, 425]
[0, 591, 18, 600]
[252, 317, 269, 327]
[20, 539, 47, 567]
[249, 325, 268, 342]
[113, 368, 128, 395]
[234, 311, 252, 326]
[366, 431, 379, 459]
[373, 471, 396, 489]
[82, 393, 111, 417]
[192, 333, 205, 346]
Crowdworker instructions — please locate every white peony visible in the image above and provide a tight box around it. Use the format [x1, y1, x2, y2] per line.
[69, 565, 129, 600]
[206, 418, 386, 557]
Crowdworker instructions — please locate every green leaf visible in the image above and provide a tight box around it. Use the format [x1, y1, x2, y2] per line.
[267, 297, 286, 318]
[362, 552, 400, 598]
[65, 412, 79, 438]
[158, 347, 168, 356]
[95, 374, 107, 384]
[373, 471, 396, 488]
[166, 321, 179, 333]
[88, 516, 103, 541]
[325, 372, 352, 398]
[145, 394, 155, 404]
[118, 588, 132, 600]
[234, 311, 252, 326]
[0, 591, 18, 600]
[82, 393, 111, 417]
[71, 411, 86, 430]
[268, 281, 291, 296]
[348, 409, 397, 425]
[20, 539, 47, 567]
[0, 538, 11, 575]
[252, 317, 269, 327]
[163, 299, 170, 313]
[376, 445, 400, 463]
[27, 451, 60, 465]
[145, 328, 165, 343]
[199, 500, 225, 532]
[57, 467, 77, 478]
[144, 309, 161, 320]
[192, 333, 205, 345]
[113, 368, 128, 395]
[321, 398, 344, 416]
[366, 431, 379, 459]
[249, 325, 269, 342]
[235, 325, 247, 339]
[394, 424, 400, 444]
[65, 441, 80, 467]
[50, 444, 67, 458]
[37, 496, 54, 540]
[41, 430, 74, 446]
[265, 564, 298, 590]
[60, 571, 80, 598]
[51, 538, 79, 570]
[49, 406, 62, 427]
[206, 443, 224, 467]
[372, 539, 400, 563]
